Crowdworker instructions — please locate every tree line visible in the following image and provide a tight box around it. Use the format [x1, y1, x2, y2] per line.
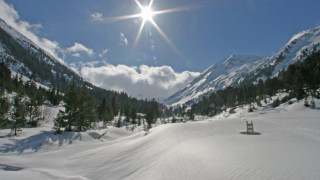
[53, 78, 172, 133]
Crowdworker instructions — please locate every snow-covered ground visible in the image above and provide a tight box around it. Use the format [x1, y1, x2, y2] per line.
[1, 100, 320, 180]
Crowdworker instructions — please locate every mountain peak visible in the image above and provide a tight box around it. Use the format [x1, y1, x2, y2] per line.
[165, 25, 320, 106]
[164, 54, 266, 106]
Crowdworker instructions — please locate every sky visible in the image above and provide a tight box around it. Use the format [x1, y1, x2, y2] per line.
[1, 0, 320, 99]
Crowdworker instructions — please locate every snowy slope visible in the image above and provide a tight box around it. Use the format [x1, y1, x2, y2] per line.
[165, 26, 320, 106]
[1, 100, 320, 180]
[267, 26, 320, 77]
[0, 18, 101, 93]
[0, 19, 65, 65]
[165, 55, 268, 106]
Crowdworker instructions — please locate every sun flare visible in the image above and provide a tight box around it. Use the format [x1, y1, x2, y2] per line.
[103, 0, 191, 58]
[140, 6, 154, 21]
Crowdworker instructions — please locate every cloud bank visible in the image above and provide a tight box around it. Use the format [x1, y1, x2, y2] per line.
[80, 64, 200, 99]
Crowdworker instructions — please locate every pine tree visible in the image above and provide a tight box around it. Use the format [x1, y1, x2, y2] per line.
[124, 100, 131, 123]
[111, 96, 119, 116]
[116, 117, 122, 128]
[0, 62, 12, 90]
[137, 114, 141, 126]
[131, 108, 137, 124]
[11, 93, 27, 135]
[26, 94, 40, 127]
[145, 107, 155, 129]
[187, 109, 194, 121]
[49, 87, 60, 105]
[63, 79, 80, 131]
[98, 98, 114, 124]
[77, 85, 98, 131]
[53, 110, 66, 134]
[0, 94, 10, 130]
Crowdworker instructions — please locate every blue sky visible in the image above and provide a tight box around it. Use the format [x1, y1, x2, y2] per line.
[1, 0, 320, 99]
[5, 0, 320, 71]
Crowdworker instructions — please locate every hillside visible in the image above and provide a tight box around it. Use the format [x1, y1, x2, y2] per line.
[165, 26, 320, 106]
[165, 55, 268, 106]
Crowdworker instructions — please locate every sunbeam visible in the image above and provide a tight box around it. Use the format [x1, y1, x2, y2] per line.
[133, 20, 146, 49]
[102, 0, 197, 59]
[100, 14, 141, 23]
[150, 20, 184, 59]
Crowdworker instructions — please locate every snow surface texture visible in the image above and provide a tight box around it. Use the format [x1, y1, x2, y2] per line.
[165, 26, 320, 106]
[1, 100, 320, 180]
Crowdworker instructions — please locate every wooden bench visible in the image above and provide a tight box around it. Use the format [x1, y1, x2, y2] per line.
[246, 121, 254, 134]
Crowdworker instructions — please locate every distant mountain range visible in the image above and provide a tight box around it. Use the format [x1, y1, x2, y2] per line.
[165, 26, 320, 106]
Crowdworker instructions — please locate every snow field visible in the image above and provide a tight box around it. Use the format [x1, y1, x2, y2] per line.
[1, 99, 320, 179]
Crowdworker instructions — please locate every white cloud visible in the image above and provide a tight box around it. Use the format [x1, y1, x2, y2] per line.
[72, 53, 81, 57]
[69, 63, 79, 74]
[0, 0, 65, 64]
[80, 64, 200, 99]
[91, 12, 103, 21]
[120, 32, 128, 46]
[66, 42, 94, 56]
[99, 48, 108, 57]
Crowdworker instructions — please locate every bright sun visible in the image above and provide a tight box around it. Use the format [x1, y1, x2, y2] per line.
[140, 6, 154, 21]
[103, 0, 187, 57]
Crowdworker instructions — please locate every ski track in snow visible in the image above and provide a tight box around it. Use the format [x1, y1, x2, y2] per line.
[1, 100, 320, 180]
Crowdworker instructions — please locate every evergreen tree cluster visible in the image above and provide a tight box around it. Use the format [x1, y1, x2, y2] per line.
[54, 80, 98, 133]
[97, 96, 170, 130]
[0, 62, 62, 134]
[53, 79, 168, 133]
[191, 50, 320, 116]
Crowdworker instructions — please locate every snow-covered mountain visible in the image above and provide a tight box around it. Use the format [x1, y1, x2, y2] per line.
[0, 19, 65, 66]
[0, 18, 75, 87]
[0, 18, 100, 92]
[164, 55, 268, 105]
[165, 26, 320, 106]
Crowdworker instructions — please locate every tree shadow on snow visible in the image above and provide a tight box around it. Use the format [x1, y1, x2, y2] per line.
[0, 164, 23, 171]
[0, 131, 87, 153]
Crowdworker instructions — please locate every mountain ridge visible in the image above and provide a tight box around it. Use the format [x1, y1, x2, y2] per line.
[165, 26, 320, 106]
